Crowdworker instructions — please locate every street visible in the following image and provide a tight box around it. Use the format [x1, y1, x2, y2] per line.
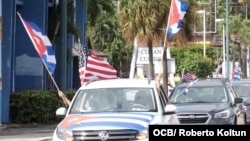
[0, 124, 56, 141]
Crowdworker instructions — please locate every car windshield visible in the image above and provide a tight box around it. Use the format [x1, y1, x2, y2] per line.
[233, 83, 250, 97]
[69, 88, 157, 114]
[169, 86, 228, 104]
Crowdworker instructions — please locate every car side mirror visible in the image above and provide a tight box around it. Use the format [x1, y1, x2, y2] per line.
[56, 107, 67, 119]
[234, 97, 243, 104]
[163, 104, 177, 115]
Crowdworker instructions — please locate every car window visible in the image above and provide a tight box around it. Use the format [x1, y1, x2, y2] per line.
[169, 86, 228, 103]
[232, 83, 250, 97]
[69, 88, 157, 114]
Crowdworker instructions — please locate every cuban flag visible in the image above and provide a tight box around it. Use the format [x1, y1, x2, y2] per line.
[167, 0, 189, 38]
[18, 13, 56, 74]
[232, 67, 241, 81]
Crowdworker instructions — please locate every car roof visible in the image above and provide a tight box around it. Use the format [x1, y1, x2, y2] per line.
[78, 78, 157, 90]
[176, 79, 226, 88]
[232, 79, 250, 84]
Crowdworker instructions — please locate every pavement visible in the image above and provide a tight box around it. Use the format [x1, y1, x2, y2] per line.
[0, 123, 57, 141]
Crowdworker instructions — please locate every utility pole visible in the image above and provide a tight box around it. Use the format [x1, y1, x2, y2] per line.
[226, 0, 229, 78]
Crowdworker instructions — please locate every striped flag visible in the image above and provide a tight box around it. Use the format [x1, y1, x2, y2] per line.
[18, 13, 56, 74]
[232, 67, 241, 81]
[181, 69, 197, 83]
[78, 43, 117, 85]
[167, 0, 189, 38]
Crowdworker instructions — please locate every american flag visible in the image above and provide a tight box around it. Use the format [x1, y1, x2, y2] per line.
[181, 69, 197, 83]
[78, 42, 117, 85]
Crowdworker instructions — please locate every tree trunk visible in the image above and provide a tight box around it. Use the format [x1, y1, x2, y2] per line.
[147, 39, 154, 80]
[241, 46, 247, 78]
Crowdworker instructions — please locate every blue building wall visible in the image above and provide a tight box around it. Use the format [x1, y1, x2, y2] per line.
[15, 1, 48, 91]
[0, 0, 87, 124]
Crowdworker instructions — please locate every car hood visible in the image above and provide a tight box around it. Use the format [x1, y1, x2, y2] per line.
[175, 103, 228, 113]
[58, 112, 158, 131]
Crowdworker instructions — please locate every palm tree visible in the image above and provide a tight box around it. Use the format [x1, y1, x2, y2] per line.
[229, 13, 250, 78]
[118, 0, 197, 93]
[119, 0, 169, 80]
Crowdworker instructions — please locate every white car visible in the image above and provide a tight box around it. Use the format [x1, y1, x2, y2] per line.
[52, 79, 179, 141]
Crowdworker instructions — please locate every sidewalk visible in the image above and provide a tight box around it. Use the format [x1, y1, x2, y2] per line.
[0, 123, 57, 141]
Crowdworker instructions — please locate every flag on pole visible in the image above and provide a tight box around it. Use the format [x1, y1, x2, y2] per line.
[18, 13, 56, 74]
[183, 79, 198, 95]
[167, 0, 189, 38]
[232, 67, 241, 81]
[78, 43, 117, 85]
[181, 68, 197, 83]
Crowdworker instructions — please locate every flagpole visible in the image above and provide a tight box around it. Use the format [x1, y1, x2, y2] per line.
[157, 0, 173, 93]
[17, 12, 67, 106]
[178, 68, 186, 84]
[162, 0, 173, 55]
[41, 59, 68, 106]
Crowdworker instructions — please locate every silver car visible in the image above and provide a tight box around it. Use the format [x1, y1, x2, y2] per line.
[232, 79, 250, 124]
[169, 79, 246, 125]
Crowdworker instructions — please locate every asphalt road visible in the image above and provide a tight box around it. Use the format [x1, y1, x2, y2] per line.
[0, 124, 56, 141]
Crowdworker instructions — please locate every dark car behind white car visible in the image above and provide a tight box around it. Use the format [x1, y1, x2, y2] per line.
[169, 79, 246, 125]
[232, 79, 250, 124]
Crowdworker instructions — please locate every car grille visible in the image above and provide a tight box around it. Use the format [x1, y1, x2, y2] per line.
[177, 113, 210, 124]
[72, 129, 138, 141]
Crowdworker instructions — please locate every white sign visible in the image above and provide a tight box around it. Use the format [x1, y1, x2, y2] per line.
[136, 47, 164, 64]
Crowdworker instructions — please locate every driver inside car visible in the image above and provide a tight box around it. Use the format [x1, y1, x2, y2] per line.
[133, 90, 154, 111]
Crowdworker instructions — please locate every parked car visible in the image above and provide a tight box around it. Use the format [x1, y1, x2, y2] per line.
[231, 79, 250, 124]
[53, 79, 179, 141]
[169, 78, 246, 125]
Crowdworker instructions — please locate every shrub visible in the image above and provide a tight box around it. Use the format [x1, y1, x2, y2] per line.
[9, 89, 76, 124]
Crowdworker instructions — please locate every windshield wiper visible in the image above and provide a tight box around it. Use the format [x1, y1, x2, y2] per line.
[188, 101, 212, 103]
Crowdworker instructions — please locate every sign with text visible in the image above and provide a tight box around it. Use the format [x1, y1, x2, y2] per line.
[136, 47, 164, 64]
[149, 125, 250, 139]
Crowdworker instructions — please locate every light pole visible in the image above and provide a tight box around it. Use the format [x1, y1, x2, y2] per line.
[226, 0, 230, 78]
[215, 19, 225, 78]
[197, 10, 206, 56]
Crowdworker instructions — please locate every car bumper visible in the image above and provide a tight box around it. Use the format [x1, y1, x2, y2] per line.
[179, 115, 235, 125]
[53, 136, 148, 141]
[206, 117, 235, 125]
[246, 107, 250, 124]
[52, 130, 148, 141]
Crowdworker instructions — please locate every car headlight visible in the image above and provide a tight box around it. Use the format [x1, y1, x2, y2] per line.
[136, 129, 148, 140]
[56, 128, 73, 141]
[214, 109, 230, 118]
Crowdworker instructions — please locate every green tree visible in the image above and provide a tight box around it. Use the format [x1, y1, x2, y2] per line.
[171, 45, 215, 78]
[229, 14, 250, 78]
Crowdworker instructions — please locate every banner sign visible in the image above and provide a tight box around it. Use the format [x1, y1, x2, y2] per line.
[136, 47, 163, 64]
